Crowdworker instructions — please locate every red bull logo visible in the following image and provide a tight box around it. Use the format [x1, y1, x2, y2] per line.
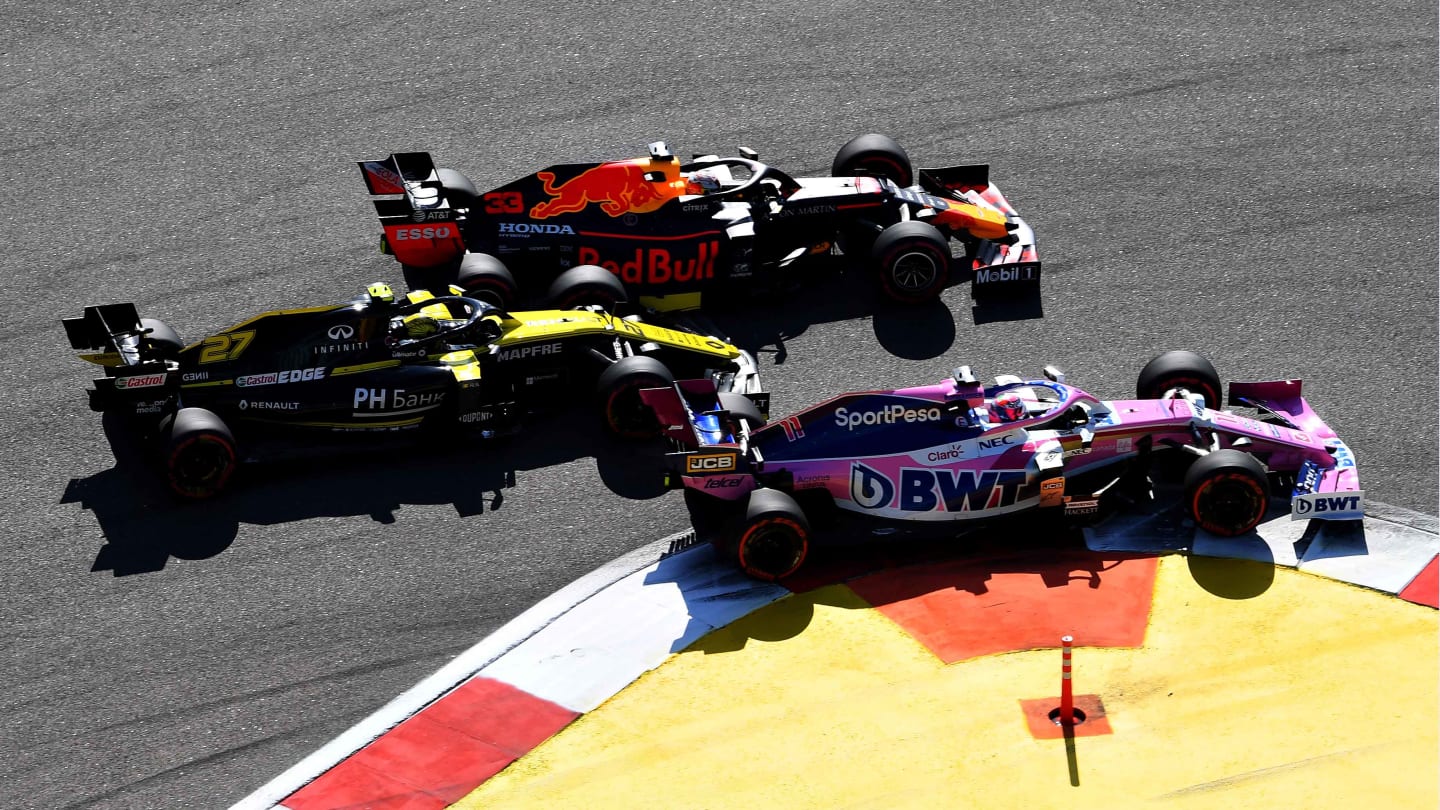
[531, 160, 676, 219]
[578, 242, 718, 285]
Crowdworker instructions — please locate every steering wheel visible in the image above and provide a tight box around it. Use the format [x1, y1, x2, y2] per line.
[386, 296, 495, 350]
[679, 156, 801, 202]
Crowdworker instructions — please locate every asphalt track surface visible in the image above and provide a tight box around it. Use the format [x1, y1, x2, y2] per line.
[1, 2, 1434, 808]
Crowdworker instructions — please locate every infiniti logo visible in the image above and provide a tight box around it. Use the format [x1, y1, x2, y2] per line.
[328, 324, 355, 340]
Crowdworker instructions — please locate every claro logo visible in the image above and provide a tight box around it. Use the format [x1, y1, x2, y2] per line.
[685, 453, 737, 474]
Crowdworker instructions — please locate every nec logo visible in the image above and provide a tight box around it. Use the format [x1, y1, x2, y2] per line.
[1291, 491, 1364, 521]
[978, 434, 1016, 450]
[685, 454, 737, 474]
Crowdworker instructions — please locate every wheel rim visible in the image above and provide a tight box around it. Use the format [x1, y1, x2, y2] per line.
[606, 376, 663, 438]
[170, 435, 234, 497]
[891, 249, 940, 292]
[740, 518, 807, 580]
[1192, 472, 1266, 535]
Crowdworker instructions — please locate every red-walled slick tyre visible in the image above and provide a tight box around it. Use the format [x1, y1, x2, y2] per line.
[1185, 449, 1270, 536]
[731, 488, 811, 581]
[162, 407, 238, 499]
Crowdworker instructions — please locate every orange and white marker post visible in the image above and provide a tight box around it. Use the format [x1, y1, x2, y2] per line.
[1060, 635, 1074, 725]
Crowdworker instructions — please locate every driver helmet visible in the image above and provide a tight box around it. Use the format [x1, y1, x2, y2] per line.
[685, 168, 723, 195]
[399, 314, 439, 339]
[991, 391, 1027, 423]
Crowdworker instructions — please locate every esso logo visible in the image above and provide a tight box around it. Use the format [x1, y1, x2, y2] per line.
[392, 225, 454, 241]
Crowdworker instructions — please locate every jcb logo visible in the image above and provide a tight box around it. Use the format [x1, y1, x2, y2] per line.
[686, 454, 737, 474]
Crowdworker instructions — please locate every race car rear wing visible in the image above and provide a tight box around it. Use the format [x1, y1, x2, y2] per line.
[64, 303, 153, 366]
[358, 152, 439, 196]
[62, 304, 180, 414]
[358, 153, 468, 269]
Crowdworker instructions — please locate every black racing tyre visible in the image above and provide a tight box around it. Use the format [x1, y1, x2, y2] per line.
[436, 167, 480, 210]
[162, 407, 237, 499]
[1184, 449, 1270, 536]
[548, 265, 628, 310]
[871, 220, 951, 303]
[455, 253, 517, 309]
[1136, 351, 1223, 410]
[596, 355, 674, 439]
[731, 488, 811, 581]
[832, 133, 914, 188]
[139, 318, 184, 360]
[717, 392, 766, 431]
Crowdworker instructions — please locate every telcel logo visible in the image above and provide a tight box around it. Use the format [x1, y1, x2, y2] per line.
[834, 403, 943, 431]
[685, 453, 737, 473]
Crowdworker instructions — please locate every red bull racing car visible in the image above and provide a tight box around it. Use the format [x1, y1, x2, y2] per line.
[641, 351, 1362, 580]
[63, 285, 762, 498]
[357, 134, 1040, 310]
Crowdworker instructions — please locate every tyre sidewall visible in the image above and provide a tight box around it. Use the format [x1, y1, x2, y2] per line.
[597, 356, 673, 439]
[1185, 451, 1269, 536]
[165, 409, 237, 499]
[873, 223, 950, 303]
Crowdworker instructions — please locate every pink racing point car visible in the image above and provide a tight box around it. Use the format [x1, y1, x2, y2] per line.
[641, 351, 1363, 581]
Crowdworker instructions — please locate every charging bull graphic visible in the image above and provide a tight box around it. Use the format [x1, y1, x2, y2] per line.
[530, 160, 677, 219]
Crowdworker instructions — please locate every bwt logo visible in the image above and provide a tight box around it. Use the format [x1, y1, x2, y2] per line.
[834, 403, 943, 431]
[850, 462, 1026, 512]
[685, 454, 737, 474]
[1292, 491, 1364, 520]
[391, 225, 454, 241]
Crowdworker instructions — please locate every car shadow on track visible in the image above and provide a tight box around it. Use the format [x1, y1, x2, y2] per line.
[680, 513, 1124, 653]
[698, 258, 1041, 364]
[60, 410, 672, 576]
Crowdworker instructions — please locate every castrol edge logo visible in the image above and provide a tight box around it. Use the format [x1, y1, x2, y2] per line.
[685, 452, 737, 474]
[114, 373, 167, 389]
